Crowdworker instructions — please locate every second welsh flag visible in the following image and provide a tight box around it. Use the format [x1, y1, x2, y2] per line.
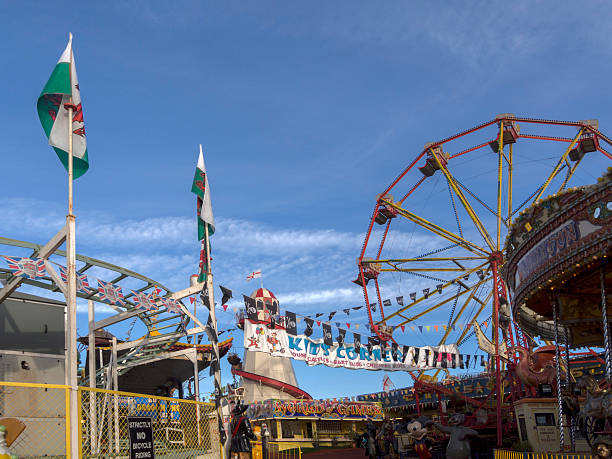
[191, 145, 215, 239]
[37, 34, 89, 178]
[191, 145, 215, 281]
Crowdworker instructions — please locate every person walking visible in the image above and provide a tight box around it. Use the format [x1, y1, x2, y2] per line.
[229, 403, 257, 459]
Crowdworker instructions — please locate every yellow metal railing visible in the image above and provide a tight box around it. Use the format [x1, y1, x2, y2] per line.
[0, 381, 223, 458]
[494, 449, 590, 459]
[78, 386, 220, 459]
[251, 440, 302, 459]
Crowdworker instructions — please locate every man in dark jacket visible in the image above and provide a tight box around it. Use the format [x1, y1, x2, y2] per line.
[230, 403, 257, 459]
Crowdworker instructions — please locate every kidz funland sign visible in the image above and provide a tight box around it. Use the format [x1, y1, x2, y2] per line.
[248, 399, 383, 420]
[244, 320, 460, 372]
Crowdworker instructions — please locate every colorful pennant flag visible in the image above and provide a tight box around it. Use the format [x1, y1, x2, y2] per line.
[58, 265, 91, 294]
[396, 296, 404, 306]
[220, 285, 232, 305]
[97, 280, 125, 307]
[285, 311, 297, 335]
[131, 291, 158, 311]
[2, 256, 46, 280]
[246, 270, 262, 281]
[383, 299, 391, 307]
[164, 298, 183, 314]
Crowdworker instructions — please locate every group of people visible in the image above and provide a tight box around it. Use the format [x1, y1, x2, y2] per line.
[359, 413, 478, 459]
[359, 418, 404, 458]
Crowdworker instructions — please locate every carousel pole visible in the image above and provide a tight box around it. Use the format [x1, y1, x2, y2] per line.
[564, 327, 575, 452]
[552, 294, 565, 452]
[601, 263, 611, 386]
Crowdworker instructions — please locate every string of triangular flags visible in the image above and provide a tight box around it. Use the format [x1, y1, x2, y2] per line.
[0, 255, 190, 313]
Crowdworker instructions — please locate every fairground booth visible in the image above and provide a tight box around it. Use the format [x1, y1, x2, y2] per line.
[247, 398, 383, 449]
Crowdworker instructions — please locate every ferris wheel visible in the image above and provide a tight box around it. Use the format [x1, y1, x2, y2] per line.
[356, 114, 612, 379]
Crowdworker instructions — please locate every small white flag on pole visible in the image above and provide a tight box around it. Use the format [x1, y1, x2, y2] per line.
[382, 374, 394, 393]
[246, 270, 262, 281]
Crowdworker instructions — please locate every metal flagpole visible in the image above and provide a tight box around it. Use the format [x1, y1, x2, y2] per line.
[65, 33, 79, 458]
[203, 223, 227, 448]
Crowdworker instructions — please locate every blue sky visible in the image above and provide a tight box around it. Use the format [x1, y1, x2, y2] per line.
[1, 1, 612, 399]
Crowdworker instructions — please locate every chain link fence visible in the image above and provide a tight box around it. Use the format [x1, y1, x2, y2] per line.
[79, 387, 221, 459]
[0, 382, 222, 458]
[0, 381, 69, 458]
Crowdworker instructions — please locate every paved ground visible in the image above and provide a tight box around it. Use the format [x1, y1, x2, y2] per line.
[303, 447, 369, 457]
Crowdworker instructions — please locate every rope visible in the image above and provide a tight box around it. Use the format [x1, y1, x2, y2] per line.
[453, 177, 498, 219]
[415, 244, 459, 259]
[447, 285, 461, 329]
[406, 271, 448, 283]
[125, 317, 138, 341]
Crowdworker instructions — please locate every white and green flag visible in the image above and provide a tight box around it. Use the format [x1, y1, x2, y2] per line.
[191, 145, 215, 240]
[37, 34, 89, 178]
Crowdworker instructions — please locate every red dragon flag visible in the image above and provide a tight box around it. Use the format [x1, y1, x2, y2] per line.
[37, 34, 89, 178]
[191, 144, 215, 240]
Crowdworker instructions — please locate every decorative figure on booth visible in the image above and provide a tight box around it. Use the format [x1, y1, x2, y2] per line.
[229, 403, 256, 459]
[593, 436, 612, 459]
[260, 422, 271, 459]
[429, 413, 478, 459]
[407, 417, 432, 459]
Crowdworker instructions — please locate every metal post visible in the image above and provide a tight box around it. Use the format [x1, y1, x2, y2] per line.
[491, 260, 503, 447]
[415, 391, 421, 416]
[552, 294, 565, 451]
[65, 39, 79, 457]
[601, 263, 611, 385]
[112, 337, 119, 454]
[192, 347, 202, 446]
[88, 300, 97, 454]
[204, 222, 226, 446]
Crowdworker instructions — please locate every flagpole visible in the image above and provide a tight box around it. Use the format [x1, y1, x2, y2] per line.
[204, 223, 226, 449]
[65, 32, 79, 459]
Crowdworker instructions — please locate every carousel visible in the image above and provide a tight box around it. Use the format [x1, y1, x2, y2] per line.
[503, 166, 612, 450]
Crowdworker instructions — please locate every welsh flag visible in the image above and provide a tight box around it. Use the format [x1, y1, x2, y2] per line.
[191, 145, 215, 239]
[37, 34, 89, 178]
[191, 145, 215, 282]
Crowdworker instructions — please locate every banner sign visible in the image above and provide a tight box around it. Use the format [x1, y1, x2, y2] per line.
[248, 399, 383, 420]
[514, 219, 601, 290]
[128, 417, 154, 459]
[244, 320, 459, 371]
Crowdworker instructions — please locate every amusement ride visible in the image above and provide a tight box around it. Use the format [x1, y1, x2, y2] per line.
[355, 114, 612, 447]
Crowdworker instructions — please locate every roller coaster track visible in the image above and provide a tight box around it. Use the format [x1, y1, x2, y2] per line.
[0, 236, 196, 385]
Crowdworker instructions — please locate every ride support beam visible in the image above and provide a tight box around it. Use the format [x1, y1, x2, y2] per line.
[390, 277, 489, 327]
[427, 278, 490, 380]
[496, 122, 504, 250]
[0, 225, 67, 303]
[372, 256, 486, 264]
[377, 262, 488, 324]
[430, 150, 496, 252]
[533, 128, 584, 203]
[491, 258, 503, 448]
[508, 144, 513, 225]
[383, 200, 489, 256]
